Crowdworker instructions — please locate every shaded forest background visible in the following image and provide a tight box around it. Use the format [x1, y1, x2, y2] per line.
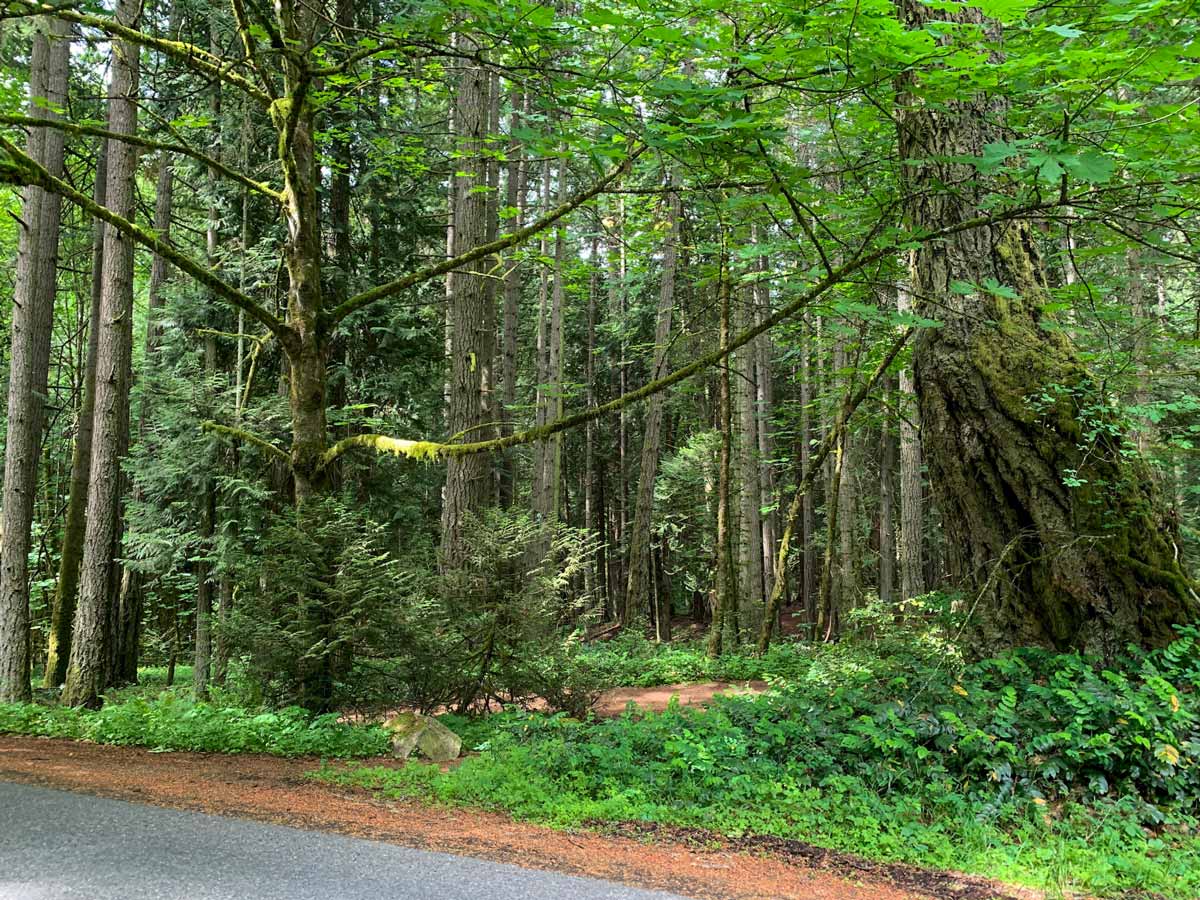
[0, 0, 1196, 713]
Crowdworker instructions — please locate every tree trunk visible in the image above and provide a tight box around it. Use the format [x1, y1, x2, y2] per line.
[46, 140, 107, 689]
[625, 182, 679, 628]
[64, 0, 141, 707]
[754, 261, 778, 613]
[896, 275, 926, 601]
[440, 43, 495, 567]
[708, 264, 739, 656]
[736, 283, 765, 627]
[898, 0, 1197, 650]
[0, 18, 70, 701]
[798, 318, 816, 627]
[879, 376, 897, 607]
[498, 89, 527, 508]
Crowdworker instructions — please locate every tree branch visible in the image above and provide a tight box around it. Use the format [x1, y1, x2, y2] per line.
[315, 199, 1056, 463]
[2, 1, 273, 105]
[0, 114, 284, 204]
[201, 421, 290, 464]
[0, 136, 291, 344]
[329, 145, 647, 325]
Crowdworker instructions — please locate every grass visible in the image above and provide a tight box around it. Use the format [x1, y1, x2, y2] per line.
[319, 628, 1200, 900]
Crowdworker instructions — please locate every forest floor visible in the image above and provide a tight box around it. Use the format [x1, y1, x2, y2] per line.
[0, 734, 1036, 900]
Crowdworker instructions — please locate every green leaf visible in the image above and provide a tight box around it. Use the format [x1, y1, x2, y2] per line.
[1045, 24, 1084, 39]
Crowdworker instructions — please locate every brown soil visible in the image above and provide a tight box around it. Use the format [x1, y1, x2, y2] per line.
[0, 735, 1031, 900]
[592, 681, 768, 717]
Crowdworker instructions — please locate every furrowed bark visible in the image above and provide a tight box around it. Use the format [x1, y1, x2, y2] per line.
[0, 17, 70, 702]
[64, 0, 141, 707]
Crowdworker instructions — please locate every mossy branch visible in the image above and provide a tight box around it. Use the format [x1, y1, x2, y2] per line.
[757, 328, 913, 653]
[0, 136, 291, 345]
[320, 434, 444, 468]
[329, 145, 647, 325]
[2, 2, 273, 106]
[229, 0, 279, 101]
[325, 199, 1055, 465]
[0, 114, 283, 203]
[201, 421, 289, 464]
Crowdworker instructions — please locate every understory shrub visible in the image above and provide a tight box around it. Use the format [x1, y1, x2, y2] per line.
[375, 509, 604, 717]
[0, 693, 389, 757]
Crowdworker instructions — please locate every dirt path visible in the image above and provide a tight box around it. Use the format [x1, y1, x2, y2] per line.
[592, 681, 768, 716]
[0, 735, 1027, 900]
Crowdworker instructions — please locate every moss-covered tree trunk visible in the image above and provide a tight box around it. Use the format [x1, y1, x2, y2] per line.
[898, 0, 1197, 651]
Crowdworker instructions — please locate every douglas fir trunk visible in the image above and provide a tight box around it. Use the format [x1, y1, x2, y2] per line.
[898, 0, 1197, 651]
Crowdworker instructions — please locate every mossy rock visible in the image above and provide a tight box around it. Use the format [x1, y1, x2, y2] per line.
[382, 712, 461, 762]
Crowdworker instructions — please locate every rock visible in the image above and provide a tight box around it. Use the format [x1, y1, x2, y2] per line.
[382, 712, 461, 762]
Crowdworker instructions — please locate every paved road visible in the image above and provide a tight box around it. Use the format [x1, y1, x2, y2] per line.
[0, 782, 689, 900]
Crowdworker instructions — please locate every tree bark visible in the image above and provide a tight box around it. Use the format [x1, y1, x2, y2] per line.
[879, 375, 897, 607]
[896, 275, 926, 601]
[439, 42, 494, 567]
[64, 0, 141, 707]
[625, 182, 679, 630]
[0, 17, 70, 702]
[498, 89, 527, 508]
[46, 140, 107, 689]
[708, 264, 739, 656]
[736, 283, 764, 628]
[898, 0, 1197, 650]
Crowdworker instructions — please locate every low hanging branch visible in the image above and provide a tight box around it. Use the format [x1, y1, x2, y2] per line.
[0, 136, 291, 345]
[328, 144, 648, 325]
[0, 114, 284, 203]
[756, 328, 913, 654]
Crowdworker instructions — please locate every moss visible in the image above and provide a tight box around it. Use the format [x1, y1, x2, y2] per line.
[320, 434, 445, 468]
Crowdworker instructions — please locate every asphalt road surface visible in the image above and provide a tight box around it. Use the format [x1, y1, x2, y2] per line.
[0, 782, 690, 900]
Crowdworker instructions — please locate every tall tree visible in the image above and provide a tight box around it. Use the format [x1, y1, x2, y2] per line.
[625, 181, 680, 632]
[63, 0, 141, 707]
[0, 18, 70, 702]
[896, 276, 925, 602]
[45, 140, 106, 689]
[897, 0, 1197, 650]
[440, 40, 495, 567]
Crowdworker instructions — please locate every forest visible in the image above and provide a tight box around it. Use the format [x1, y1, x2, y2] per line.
[0, 0, 1198, 896]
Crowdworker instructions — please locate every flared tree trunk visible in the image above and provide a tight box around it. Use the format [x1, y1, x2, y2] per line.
[898, 0, 1197, 651]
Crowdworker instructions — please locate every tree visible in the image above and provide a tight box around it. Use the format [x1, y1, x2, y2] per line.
[897, 0, 1198, 651]
[625, 181, 679, 631]
[63, 0, 140, 707]
[0, 16, 70, 702]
